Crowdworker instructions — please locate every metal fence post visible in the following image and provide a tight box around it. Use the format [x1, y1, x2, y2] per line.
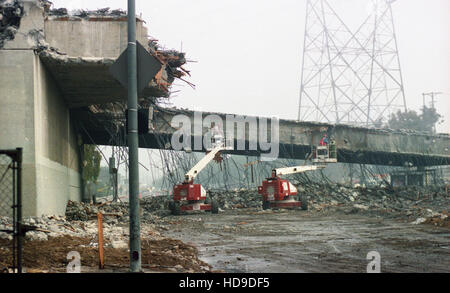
[16, 148, 22, 273]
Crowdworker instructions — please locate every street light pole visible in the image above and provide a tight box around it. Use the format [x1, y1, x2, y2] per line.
[127, 0, 141, 272]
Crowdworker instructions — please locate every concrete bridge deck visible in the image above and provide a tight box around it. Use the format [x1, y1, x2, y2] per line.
[75, 107, 450, 167]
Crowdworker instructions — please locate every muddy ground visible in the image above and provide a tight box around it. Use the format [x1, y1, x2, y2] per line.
[162, 206, 450, 273]
[1, 206, 449, 273]
[0, 236, 211, 273]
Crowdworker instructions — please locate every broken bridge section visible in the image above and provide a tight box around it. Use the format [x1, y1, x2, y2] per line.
[77, 107, 450, 167]
[0, 1, 190, 216]
[41, 8, 188, 108]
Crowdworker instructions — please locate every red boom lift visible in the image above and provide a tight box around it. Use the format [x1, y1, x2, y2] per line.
[170, 144, 229, 215]
[258, 139, 338, 210]
[258, 165, 324, 210]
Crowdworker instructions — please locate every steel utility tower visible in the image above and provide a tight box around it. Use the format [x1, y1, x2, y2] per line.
[298, 0, 407, 126]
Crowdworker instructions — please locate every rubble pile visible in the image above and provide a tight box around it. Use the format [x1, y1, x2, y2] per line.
[138, 191, 261, 213]
[0, 213, 161, 245]
[301, 183, 447, 208]
[299, 183, 449, 225]
[65, 200, 130, 222]
[0, 0, 24, 48]
[66, 200, 167, 225]
[65, 200, 92, 221]
[143, 184, 449, 226]
[19, 183, 450, 230]
[136, 184, 449, 225]
[0, 225, 211, 273]
[209, 190, 261, 210]
[0, 192, 267, 244]
[0, 200, 212, 272]
[141, 196, 171, 214]
[1, 184, 447, 246]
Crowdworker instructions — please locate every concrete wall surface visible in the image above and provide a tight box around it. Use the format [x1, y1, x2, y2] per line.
[44, 17, 149, 58]
[0, 49, 82, 216]
[33, 54, 82, 216]
[0, 50, 37, 216]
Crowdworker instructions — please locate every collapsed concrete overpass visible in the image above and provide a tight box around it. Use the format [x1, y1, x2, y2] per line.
[1, 1, 449, 218]
[75, 107, 450, 167]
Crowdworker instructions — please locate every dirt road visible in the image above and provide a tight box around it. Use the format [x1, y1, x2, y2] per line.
[164, 208, 450, 273]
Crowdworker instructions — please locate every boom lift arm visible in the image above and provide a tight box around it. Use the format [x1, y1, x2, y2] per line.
[184, 145, 228, 183]
[271, 165, 325, 177]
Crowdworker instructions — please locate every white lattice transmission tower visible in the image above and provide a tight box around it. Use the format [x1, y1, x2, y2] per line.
[297, 0, 407, 126]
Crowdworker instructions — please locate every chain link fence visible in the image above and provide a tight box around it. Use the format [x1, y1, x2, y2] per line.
[0, 148, 22, 273]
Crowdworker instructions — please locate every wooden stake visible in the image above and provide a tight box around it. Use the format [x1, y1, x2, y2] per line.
[97, 212, 105, 269]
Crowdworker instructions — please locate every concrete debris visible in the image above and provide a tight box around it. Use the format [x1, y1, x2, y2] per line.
[111, 240, 128, 249]
[1, 183, 447, 271]
[0, 213, 134, 244]
[0, 200, 212, 272]
[122, 184, 449, 225]
[136, 191, 261, 214]
[352, 204, 369, 211]
[209, 190, 261, 209]
[47, 7, 66, 16]
[411, 217, 427, 225]
[157, 50, 190, 85]
[299, 183, 448, 222]
[65, 200, 92, 221]
[48, 7, 127, 18]
[39, 0, 51, 12]
[0, 230, 211, 272]
[65, 200, 162, 224]
[27, 28, 65, 54]
[0, 0, 24, 48]
[150, 49, 192, 89]
[3, 184, 446, 238]
[157, 50, 186, 69]
[0, 3, 64, 55]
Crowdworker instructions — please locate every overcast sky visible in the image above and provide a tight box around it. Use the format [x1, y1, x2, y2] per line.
[52, 0, 449, 133]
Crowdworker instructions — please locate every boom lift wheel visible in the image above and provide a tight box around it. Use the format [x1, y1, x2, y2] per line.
[172, 201, 181, 215]
[168, 200, 175, 213]
[262, 201, 271, 210]
[211, 199, 219, 214]
[299, 195, 308, 211]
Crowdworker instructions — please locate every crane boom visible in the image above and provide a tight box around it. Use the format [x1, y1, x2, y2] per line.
[184, 145, 228, 182]
[273, 165, 324, 177]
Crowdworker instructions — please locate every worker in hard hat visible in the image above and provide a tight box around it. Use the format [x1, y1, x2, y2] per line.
[210, 123, 224, 148]
[320, 134, 329, 146]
